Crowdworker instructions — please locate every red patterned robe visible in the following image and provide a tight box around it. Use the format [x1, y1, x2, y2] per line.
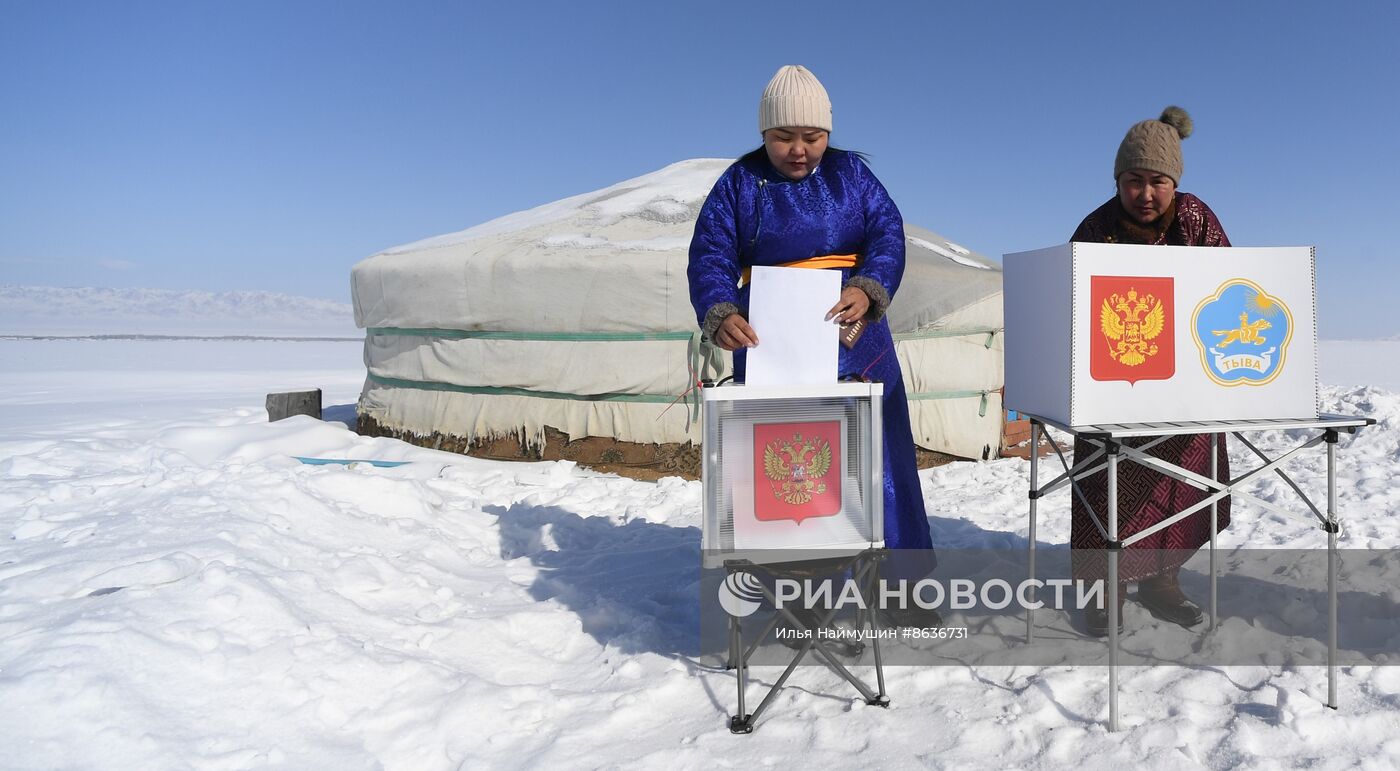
[1069, 192, 1231, 582]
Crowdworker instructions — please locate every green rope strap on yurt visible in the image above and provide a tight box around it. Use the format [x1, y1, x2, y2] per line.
[364, 328, 999, 418]
[373, 326, 1003, 345]
[366, 328, 723, 424]
[367, 373, 996, 419]
[892, 327, 1001, 348]
[367, 328, 694, 342]
[687, 330, 725, 423]
[905, 389, 994, 417]
[890, 328, 1002, 417]
[365, 373, 679, 403]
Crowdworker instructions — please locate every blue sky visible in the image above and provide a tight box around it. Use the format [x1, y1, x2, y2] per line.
[2, 1, 1396, 338]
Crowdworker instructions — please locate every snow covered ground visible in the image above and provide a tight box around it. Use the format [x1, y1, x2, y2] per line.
[2, 339, 1399, 769]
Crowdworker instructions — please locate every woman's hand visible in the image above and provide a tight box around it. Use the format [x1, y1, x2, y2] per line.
[715, 313, 759, 351]
[826, 286, 870, 324]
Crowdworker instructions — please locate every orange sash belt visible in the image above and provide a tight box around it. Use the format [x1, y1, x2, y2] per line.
[738, 254, 859, 288]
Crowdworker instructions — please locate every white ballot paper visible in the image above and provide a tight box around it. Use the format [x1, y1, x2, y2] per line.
[744, 265, 840, 386]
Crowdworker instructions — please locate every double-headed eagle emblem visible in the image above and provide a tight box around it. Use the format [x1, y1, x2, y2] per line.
[1100, 288, 1165, 366]
[763, 432, 832, 505]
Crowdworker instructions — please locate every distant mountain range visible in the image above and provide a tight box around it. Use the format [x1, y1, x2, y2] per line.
[0, 284, 359, 338]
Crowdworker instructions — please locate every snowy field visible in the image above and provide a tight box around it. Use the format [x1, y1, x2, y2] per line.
[2, 339, 1400, 769]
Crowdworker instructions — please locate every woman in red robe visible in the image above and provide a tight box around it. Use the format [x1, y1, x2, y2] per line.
[1071, 107, 1231, 636]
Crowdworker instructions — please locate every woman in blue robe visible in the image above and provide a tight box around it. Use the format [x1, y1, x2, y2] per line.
[687, 65, 934, 561]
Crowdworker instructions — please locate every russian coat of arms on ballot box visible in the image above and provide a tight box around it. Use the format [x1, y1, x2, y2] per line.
[1090, 275, 1175, 384]
[752, 421, 842, 523]
[1191, 278, 1293, 386]
[700, 382, 883, 566]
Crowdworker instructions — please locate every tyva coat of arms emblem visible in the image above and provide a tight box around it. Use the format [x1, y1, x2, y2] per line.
[1191, 278, 1293, 386]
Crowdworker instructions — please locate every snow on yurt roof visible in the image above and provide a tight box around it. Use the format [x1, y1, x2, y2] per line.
[381, 159, 728, 255]
[351, 159, 1001, 336]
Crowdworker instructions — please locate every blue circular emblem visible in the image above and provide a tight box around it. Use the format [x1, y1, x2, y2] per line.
[1191, 279, 1293, 386]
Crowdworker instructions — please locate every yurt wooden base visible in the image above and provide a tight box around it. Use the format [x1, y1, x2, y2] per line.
[356, 413, 958, 481]
[356, 413, 703, 481]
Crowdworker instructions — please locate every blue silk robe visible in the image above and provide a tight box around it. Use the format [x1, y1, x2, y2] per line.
[687, 149, 934, 554]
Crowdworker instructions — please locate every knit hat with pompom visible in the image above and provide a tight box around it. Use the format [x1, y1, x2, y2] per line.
[1114, 106, 1193, 183]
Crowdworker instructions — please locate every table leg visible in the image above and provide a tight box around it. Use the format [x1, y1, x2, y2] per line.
[1108, 440, 1120, 732]
[1327, 431, 1338, 710]
[1210, 433, 1219, 632]
[1027, 421, 1039, 645]
[732, 614, 748, 721]
[866, 553, 889, 705]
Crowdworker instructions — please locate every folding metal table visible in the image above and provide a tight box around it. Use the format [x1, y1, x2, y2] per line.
[1021, 412, 1373, 731]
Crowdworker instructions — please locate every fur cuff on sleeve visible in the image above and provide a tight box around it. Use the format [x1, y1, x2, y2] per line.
[702, 302, 742, 341]
[845, 276, 891, 321]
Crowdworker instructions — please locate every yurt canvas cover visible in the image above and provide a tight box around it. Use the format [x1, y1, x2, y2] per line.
[351, 159, 1004, 470]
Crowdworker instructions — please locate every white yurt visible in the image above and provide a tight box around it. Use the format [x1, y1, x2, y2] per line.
[351, 159, 1004, 477]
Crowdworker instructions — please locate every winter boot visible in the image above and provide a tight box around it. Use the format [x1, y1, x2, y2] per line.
[1136, 568, 1204, 628]
[1083, 583, 1126, 637]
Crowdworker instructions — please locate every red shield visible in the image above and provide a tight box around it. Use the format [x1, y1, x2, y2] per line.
[1090, 275, 1175, 384]
[752, 421, 842, 523]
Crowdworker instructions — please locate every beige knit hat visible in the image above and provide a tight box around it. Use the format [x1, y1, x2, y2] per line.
[1114, 106, 1194, 182]
[759, 65, 832, 134]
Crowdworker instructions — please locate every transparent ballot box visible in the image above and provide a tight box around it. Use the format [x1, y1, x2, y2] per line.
[701, 382, 885, 568]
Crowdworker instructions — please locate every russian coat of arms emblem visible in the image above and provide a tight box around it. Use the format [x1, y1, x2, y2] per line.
[1090, 275, 1176, 384]
[752, 421, 842, 523]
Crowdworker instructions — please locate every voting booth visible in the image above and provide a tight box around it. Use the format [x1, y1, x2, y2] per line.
[1004, 243, 1371, 732]
[1004, 243, 1318, 426]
